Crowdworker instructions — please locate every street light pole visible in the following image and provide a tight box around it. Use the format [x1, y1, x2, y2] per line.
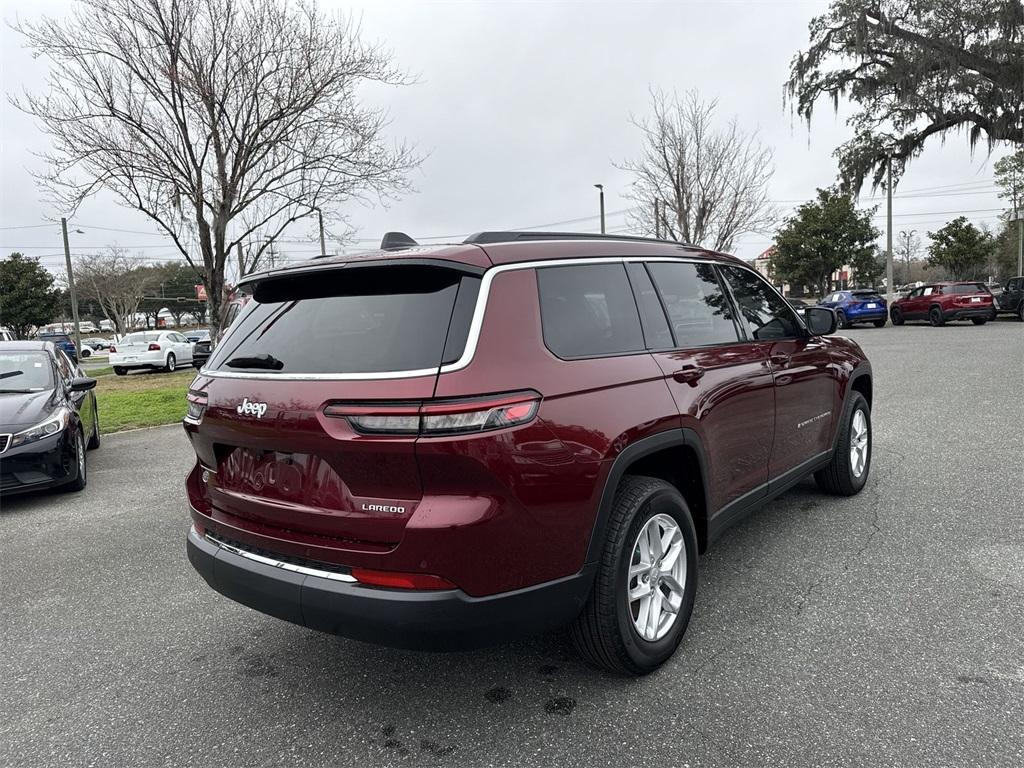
[594, 184, 605, 234]
[317, 208, 326, 257]
[60, 217, 82, 359]
[885, 155, 894, 302]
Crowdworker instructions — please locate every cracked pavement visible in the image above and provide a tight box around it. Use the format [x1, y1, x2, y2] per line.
[2, 320, 1023, 767]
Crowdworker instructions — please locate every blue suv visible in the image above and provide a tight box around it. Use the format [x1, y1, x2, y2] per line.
[819, 289, 887, 329]
[37, 332, 78, 362]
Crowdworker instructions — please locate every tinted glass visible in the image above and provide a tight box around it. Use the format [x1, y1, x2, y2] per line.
[719, 265, 802, 340]
[0, 351, 54, 391]
[625, 262, 673, 349]
[851, 290, 881, 298]
[537, 264, 644, 358]
[949, 283, 988, 295]
[648, 262, 739, 347]
[39, 334, 70, 343]
[123, 332, 161, 344]
[209, 266, 475, 374]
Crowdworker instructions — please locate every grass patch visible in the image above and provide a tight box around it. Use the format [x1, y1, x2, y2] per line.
[87, 365, 113, 377]
[95, 369, 194, 433]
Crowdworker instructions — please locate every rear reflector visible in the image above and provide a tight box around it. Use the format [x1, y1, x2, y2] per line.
[324, 392, 540, 436]
[350, 568, 456, 590]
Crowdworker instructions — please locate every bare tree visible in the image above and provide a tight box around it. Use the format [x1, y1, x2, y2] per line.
[620, 89, 776, 252]
[75, 249, 162, 335]
[14, 0, 419, 335]
[896, 231, 922, 286]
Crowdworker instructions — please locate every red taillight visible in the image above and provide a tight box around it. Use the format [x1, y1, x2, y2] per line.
[350, 568, 455, 591]
[148, 343, 161, 351]
[324, 392, 541, 436]
[185, 390, 208, 422]
[109, 345, 117, 353]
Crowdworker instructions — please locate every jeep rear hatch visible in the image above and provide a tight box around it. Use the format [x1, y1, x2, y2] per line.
[191, 262, 481, 548]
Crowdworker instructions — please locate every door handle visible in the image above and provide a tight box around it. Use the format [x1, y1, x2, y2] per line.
[672, 366, 705, 385]
[770, 354, 791, 369]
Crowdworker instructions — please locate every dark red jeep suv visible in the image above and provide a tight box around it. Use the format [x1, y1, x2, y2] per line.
[184, 232, 873, 674]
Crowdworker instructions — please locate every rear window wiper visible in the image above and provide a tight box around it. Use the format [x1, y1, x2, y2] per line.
[225, 353, 284, 370]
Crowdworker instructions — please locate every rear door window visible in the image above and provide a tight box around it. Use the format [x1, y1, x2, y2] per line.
[624, 262, 673, 350]
[647, 262, 740, 348]
[208, 266, 479, 375]
[536, 263, 645, 358]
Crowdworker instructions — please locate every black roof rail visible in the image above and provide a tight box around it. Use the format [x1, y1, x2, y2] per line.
[380, 231, 420, 251]
[463, 231, 696, 247]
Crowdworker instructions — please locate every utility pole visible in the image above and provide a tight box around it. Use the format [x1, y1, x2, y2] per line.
[654, 199, 660, 239]
[317, 209, 327, 257]
[60, 218, 82, 358]
[885, 155, 894, 301]
[594, 184, 605, 234]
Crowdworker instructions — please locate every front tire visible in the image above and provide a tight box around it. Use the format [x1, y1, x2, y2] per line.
[815, 391, 870, 496]
[1018, 303, 1024, 322]
[164, 353, 176, 372]
[87, 402, 101, 450]
[929, 307, 945, 326]
[570, 476, 698, 675]
[64, 430, 88, 492]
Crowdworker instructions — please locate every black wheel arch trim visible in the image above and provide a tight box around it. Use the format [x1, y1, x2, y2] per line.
[584, 428, 709, 565]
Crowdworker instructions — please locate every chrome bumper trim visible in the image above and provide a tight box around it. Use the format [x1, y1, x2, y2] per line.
[203, 529, 357, 583]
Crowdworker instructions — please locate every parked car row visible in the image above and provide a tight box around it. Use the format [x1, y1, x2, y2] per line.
[788, 277, 1023, 329]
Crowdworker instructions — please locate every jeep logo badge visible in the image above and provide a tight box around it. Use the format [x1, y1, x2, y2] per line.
[236, 398, 268, 418]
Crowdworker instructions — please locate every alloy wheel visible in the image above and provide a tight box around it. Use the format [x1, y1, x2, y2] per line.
[849, 409, 869, 478]
[627, 513, 686, 642]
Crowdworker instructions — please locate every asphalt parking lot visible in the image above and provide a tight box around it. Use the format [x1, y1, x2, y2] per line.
[2, 320, 1022, 768]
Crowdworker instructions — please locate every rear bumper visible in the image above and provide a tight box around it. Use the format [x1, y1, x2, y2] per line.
[845, 309, 887, 322]
[186, 526, 595, 650]
[944, 306, 995, 320]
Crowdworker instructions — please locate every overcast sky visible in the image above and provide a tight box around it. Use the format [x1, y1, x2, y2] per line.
[0, 0, 1013, 278]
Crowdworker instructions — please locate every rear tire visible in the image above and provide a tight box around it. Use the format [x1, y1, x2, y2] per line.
[570, 476, 698, 675]
[113, 366, 127, 376]
[929, 306, 945, 326]
[814, 392, 870, 496]
[971, 317, 987, 325]
[835, 310, 848, 329]
[872, 318, 887, 328]
[80, 347, 91, 358]
[164, 353, 176, 373]
[891, 308, 904, 326]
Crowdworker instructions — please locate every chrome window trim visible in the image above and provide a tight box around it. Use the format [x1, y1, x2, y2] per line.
[204, 530, 357, 583]
[199, 255, 717, 381]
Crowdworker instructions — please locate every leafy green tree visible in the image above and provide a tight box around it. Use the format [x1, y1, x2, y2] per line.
[786, 0, 1024, 190]
[995, 150, 1024, 206]
[773, 188, 880, 297]
[993, 219, 1021, 279]
[0, 253, 62, 338]
[926, 218, 993, 280]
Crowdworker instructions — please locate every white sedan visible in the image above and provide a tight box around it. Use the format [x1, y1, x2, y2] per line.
[109, 331, 194, 375]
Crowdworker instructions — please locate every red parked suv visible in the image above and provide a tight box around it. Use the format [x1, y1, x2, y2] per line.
[889, 281, 996, 326]
[184, 232, 873, 674]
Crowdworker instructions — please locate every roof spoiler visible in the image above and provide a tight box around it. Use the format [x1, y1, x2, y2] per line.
[380, 232, 419, 251]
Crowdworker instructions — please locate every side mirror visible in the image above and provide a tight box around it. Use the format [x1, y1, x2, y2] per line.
[70, 376, 97, 392]
[804, 306, 837, 336]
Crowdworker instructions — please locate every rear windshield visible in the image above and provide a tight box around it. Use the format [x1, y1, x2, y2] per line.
[122, 332, 161, 344]
[208, 266, 480, 374]
[851, 290, 881, 298]
[948, 284, 988, 295]
[39, 334, 70, 343]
